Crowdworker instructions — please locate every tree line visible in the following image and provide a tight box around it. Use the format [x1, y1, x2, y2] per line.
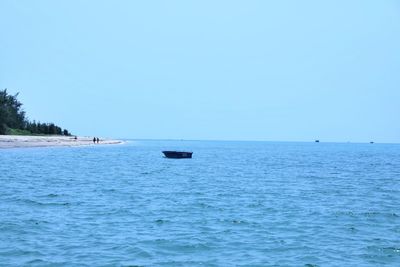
[0, 89, 71, 136]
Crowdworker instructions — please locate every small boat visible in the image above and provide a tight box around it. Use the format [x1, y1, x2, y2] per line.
[315, 140, 320, 143]
[162, 151, 193, 159]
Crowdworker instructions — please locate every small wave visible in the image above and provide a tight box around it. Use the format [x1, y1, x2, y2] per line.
[20, 199, 71, 206]
[155, 219, 170, 224]
[366, 246, 400, 255]
[334, 211, 399, 218]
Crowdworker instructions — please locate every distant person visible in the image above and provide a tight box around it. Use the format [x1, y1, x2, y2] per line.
[93, 137, 96, 144]
[74, 136, 77, 140]
[96, 137, 100, 144]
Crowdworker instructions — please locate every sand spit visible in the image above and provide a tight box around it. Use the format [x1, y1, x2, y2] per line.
[0, 135, 124, 149]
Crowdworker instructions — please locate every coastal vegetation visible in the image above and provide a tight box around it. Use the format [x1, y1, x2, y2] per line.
[0, 89, 71, 136]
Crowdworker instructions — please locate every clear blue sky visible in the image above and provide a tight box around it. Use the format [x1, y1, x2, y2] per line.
[1, 0, 399, 142]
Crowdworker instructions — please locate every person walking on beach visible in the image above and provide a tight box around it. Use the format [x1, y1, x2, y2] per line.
[96, 137, 100, 144]
[93, 137, 96, 144]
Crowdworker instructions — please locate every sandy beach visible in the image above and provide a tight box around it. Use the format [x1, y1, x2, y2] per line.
[0, 135, 124, 149]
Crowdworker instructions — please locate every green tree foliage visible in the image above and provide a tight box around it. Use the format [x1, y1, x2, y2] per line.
[0, 89, 26, 133]
[0, 89, 72, 136]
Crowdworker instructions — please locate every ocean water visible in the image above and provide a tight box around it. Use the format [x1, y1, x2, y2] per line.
[1, 140, 399, 266]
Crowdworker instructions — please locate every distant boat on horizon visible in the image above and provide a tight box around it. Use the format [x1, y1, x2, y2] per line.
[315, 140, 320, 143]
[162, 151, 193, 159]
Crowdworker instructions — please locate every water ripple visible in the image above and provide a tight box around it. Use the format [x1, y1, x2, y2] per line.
[1, 141, 399, 266]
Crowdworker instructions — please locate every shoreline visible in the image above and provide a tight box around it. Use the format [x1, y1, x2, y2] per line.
[0, 135, 124, 149]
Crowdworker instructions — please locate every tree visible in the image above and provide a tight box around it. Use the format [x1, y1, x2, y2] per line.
[0, 89, 72, 135]
[0, 89, 26, 134]
[63, 129, 70, 136]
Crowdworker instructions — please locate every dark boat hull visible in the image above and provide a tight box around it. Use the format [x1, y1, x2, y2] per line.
[162, 151, 193, 159]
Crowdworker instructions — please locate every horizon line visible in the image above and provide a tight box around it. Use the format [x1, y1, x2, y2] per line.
[111, 137, 399, 145]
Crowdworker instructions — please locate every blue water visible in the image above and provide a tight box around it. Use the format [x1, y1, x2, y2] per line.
[1, 141, 400, 266]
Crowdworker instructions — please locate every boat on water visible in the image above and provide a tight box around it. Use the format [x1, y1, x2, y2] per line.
[162, 151, 193, 159]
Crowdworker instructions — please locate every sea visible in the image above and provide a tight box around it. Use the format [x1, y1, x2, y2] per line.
[0, 140, 399, 266]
